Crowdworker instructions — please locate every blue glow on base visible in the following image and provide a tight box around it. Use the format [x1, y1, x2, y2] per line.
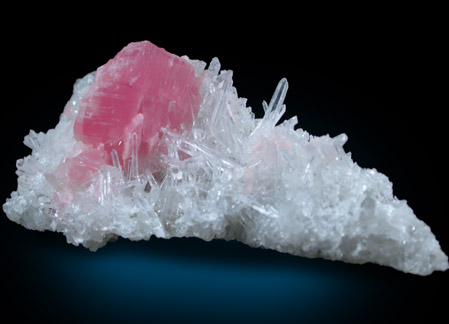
[23, 237, 378, 323]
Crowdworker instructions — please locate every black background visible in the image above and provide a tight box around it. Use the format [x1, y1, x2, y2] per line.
[1, 7, 447, 323]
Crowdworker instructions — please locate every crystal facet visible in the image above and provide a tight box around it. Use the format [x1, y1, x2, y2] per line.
[72, 41, 203, 172]
[3, 40, 448, 276]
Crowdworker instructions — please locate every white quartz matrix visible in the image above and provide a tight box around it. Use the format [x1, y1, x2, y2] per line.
[3, 43, 448, 276]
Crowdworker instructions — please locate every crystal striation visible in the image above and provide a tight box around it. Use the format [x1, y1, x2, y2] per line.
[4, 41, 448, 276]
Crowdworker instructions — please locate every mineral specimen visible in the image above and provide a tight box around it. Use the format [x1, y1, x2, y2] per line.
[3, 41, 448, 276]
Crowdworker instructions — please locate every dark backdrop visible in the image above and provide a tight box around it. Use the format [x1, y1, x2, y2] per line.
[1, 9, 447, 324]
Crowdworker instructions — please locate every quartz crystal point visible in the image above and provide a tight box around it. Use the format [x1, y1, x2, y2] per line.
[4, 41, 448, 276]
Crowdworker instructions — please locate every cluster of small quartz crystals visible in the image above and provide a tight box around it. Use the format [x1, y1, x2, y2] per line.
[3, 41, 448, 275]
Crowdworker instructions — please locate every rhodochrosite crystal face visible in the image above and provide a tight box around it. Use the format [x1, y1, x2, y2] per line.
[72, 41, 203, 172]
[3, 41, 448, 276]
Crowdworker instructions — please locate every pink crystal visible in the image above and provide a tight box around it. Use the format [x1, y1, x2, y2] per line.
[73, 41, 203, 171]
[47, 147, 107, 207]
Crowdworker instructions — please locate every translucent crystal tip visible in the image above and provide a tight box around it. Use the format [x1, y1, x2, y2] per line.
[268, 78, 289, 112]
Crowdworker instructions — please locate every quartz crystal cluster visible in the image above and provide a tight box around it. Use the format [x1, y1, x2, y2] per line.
[4, 41, 448, 276]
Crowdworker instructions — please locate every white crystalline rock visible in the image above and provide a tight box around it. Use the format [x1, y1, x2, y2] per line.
[3, 53, 448, 276]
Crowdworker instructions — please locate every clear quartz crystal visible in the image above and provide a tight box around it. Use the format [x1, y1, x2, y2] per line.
[3, 41, 448, 276]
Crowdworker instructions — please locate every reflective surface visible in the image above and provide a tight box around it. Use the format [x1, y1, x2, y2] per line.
[4, 231, 381, 323]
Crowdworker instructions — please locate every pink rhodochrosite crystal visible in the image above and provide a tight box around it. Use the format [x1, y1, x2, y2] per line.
[73, 41, 203, 171]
